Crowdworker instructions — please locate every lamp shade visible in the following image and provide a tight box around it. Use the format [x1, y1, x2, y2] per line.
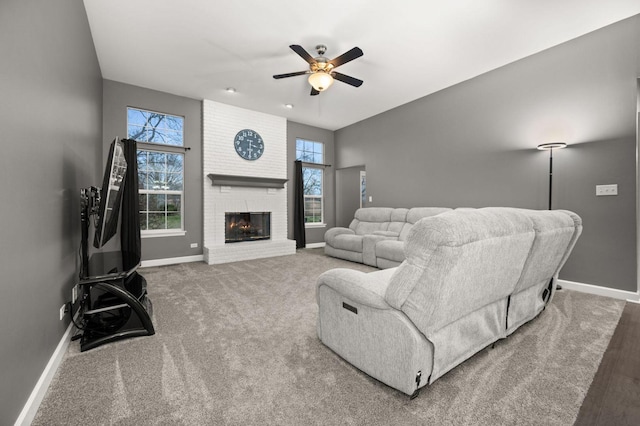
[537, 142, 567, 150]
[308, 71, 334, 91]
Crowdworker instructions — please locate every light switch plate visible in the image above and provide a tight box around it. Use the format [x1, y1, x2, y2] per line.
[596, 184, 618, 196]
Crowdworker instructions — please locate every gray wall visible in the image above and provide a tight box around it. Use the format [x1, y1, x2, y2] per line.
[102, 80, 203, 261]
[287, 121, 335, 244]
[558, 137, 636, 290]
[0, 0, 103, 423]
[335, 16, 640, 292]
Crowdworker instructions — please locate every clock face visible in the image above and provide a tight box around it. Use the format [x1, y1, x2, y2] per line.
[234, 129, 264, 161]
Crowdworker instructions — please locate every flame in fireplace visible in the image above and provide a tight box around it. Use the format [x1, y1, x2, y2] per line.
[228, 219, 252, 231]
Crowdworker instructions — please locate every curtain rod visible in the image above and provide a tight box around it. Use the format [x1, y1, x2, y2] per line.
[135, 140, 191, 151]
[298, 161, 332, 168]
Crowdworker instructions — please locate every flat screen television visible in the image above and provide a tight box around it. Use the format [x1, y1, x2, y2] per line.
[93, 138, 128, 248]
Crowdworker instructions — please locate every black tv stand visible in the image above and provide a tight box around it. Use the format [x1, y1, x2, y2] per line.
[77, 264, 154, 352]
[76, 182, 155, 351]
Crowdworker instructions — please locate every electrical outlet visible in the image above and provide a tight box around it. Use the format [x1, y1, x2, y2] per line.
[190, 243, 198, 248]
[59, 304, 67, 321]
[596, 184, 618, 196]
[72, 285, 78, 304]
[368, 196, 373, 203]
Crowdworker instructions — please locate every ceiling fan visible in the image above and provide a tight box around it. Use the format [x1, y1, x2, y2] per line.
[273, 44, 364, 96]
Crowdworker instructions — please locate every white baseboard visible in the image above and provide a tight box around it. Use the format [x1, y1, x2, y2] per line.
[557, 279, 640, 303]
[140, 254, 204, 268]
[305, 242, 326, 249]
[14, 319, 75, 426]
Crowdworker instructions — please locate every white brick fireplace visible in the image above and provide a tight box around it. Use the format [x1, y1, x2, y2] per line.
[202, 100, 296, 264]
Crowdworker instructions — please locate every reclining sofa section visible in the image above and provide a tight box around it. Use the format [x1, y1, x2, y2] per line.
[324, 207, 452, 268]
[316, 207, 582, 397]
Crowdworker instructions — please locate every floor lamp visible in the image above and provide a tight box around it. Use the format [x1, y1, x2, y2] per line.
[537, 142, 567, 210]
[537, 142, 567, 290]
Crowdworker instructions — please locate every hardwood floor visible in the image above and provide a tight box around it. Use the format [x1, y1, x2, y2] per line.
[574, 301, 640, 425]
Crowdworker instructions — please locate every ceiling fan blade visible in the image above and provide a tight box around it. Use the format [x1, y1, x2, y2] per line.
[329, 47, 363, 68]
[332, 72, 363, 87]
[273, 71, 308, 79]
[290, 45, 316, 65]
[310, 87, 320, 96]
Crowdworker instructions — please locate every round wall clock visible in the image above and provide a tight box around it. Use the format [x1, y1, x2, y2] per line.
[234, 129, 264, 161]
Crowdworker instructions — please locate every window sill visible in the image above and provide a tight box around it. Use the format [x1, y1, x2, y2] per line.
[305, 223, 327, 229]
[142, 230, 187, 239]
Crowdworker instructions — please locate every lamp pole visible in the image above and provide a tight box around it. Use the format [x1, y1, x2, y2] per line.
[537, 142, 567, 291]
[537, 142, 567, 210]
[548, 148, 554, 210]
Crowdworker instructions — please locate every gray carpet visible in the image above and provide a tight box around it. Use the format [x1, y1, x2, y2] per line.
[33, 249, 624, 425]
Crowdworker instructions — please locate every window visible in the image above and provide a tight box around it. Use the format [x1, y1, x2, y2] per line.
[127, 107, 185, 235]
[296, 139, 324, 225]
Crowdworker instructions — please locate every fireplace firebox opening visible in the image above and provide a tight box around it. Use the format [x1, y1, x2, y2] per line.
[225, 212, 271, 243]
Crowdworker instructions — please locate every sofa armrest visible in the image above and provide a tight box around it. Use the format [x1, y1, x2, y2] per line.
[316, 268, 396, 309]
[325, 227, 355, 244]
[363, 233, 398, 266]
[372, 231, 400, 239]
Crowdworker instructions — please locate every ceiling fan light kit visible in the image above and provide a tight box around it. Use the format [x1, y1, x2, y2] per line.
[308, 71, 334, 91]
[273, 44, 364, 95]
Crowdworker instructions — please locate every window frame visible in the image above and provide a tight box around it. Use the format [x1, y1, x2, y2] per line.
[127, 107, 186, 238]
[296, 138, 325, 227]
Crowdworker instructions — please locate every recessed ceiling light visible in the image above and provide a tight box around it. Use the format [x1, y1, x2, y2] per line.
[225, 87, 236, 93]
[284, 104, 294, 109]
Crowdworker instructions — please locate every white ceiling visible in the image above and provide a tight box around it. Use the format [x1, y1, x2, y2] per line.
[83, 0, 640, 131]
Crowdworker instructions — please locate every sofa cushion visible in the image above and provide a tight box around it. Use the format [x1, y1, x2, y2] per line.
[390, 208, 409, 222]
[372, 231, 399, 238]
[512, 209, 580, 295]
[386, 208, 535, 334]
[353, 220, 390, 235]
[506, 209, 582, 334]
[387, 208, 409, 234]
[331, 234, 364, 252]
[398, 207, 452, 240]
[363, 232, 400, 267]
[354, 207, 394, 222]
[406, 207, 451, 224]
[375, 240, 405, 263]
[324, 227, 355, 246]
[349, 207, 394, 235]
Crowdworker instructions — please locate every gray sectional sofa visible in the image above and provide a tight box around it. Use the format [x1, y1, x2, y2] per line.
[324, 207, 451, 268]
[316, 207, 582, 397]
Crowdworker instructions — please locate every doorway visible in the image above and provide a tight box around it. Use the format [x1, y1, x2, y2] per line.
[360, 170, 366, 208]
[336, 165, 366, 227]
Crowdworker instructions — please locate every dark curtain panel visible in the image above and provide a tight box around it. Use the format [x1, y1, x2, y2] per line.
[121, 138, 142, 271]
[294, 160, 306, 249]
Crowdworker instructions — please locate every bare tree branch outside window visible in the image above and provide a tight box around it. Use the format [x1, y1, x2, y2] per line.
[128, 108, 185, 232]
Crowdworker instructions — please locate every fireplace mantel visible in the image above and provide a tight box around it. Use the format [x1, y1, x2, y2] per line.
[207, 174, 288, 189]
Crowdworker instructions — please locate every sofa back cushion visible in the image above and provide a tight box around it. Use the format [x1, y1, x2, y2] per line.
[385, 208, 409, 234]
[386, 208, 535, 335]
[349, 207, 394, 235]
[398, 207, 452, 241]
[512, 209, 582, 294]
